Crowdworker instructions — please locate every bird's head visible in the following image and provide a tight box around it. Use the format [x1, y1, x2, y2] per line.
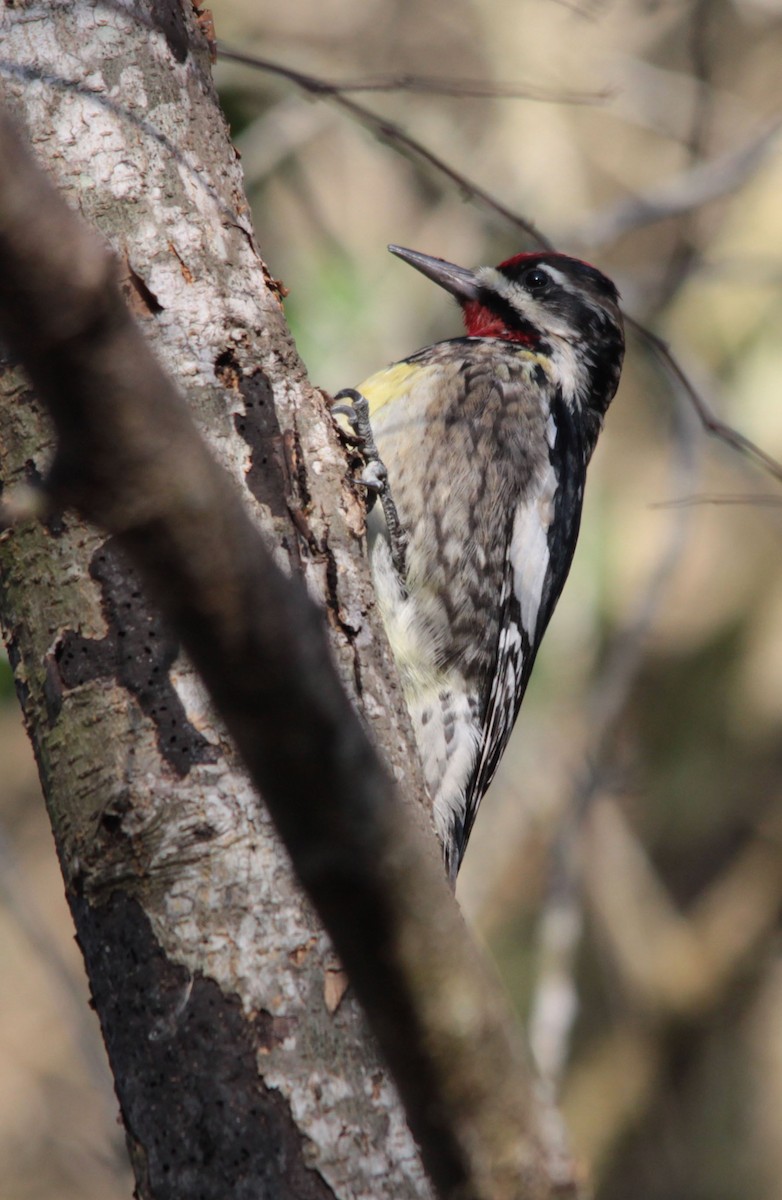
[389, 244, 624, 417]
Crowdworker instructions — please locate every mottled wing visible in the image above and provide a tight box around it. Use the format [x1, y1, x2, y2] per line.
[454, 391, 588, 866]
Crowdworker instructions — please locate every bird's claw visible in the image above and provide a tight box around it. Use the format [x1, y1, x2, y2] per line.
[332, 389, 372, 440]
[332, 388, 408, 582]
[331, 401, 362, 435]
[356, 460, 388, 494]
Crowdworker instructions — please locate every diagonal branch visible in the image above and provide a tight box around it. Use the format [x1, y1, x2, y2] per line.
[224, 66, 608, 105]
[627, 318, 782, 485]
[217, 45, 554, 251]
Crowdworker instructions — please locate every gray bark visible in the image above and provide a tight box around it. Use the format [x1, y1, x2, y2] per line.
[0, 4, 429, 1197]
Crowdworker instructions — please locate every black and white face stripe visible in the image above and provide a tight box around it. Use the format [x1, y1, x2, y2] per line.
[472, 284, 544, 345]
[386, 245, 623, 419]
[477, 262, 619, 343]
[498, 253, 620, 307]
[472, 259, 623, 415]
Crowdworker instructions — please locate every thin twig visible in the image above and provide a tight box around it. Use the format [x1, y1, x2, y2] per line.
[217, 44, 553, 250]
[253, 71, 609, 106]
[651, 492, 782, 509]
[627, 317, 782, 485]
[216, 47, 610, 104]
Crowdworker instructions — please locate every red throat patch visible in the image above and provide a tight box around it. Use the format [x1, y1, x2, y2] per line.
[461, 300, 537, 345]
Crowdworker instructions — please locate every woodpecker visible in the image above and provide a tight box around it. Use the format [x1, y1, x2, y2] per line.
[339, 245, 624, 882]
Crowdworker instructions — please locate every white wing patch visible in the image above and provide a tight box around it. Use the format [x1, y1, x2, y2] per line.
[458, 458, 559, 857]
[509, 461, 557, 644]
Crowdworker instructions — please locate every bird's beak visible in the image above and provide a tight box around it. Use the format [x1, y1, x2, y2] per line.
[388, 245, 481, 302]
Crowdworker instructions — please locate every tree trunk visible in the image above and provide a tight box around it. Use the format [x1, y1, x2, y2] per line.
[0, 4, 430, 1197]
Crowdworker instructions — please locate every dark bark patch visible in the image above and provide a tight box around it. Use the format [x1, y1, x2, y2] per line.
[190, 821, 218, 842]
[216, 351, 290, 521]
[151, 0, 190, 63]
[122, 259, 165, 317]
[72, 892, 336, 1200]
[50, 538, 216, 774]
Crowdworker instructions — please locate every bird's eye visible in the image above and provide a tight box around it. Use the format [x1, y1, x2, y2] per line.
[521, 267, 550, 294]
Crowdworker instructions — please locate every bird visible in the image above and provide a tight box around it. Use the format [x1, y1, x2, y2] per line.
[337, 244, 624, 882]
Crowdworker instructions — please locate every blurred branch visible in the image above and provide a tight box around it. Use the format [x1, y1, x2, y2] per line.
[0, 105, 574, 1200]
[685, 0, 717, 155]
[562, 1025, 661, 1177]
[232, 97, 334, 188]
[575, 119, 781, 248]
[652, 492, 782, 509]
[548, 769, 782, 1172]
[265, 72, 609, 105]
[582, 798, 782, 1019]
[627, 319, 782, 485]
[645, 0, 716, 315]
[546, 0, 606, 15]
[217, 44, 554, 250]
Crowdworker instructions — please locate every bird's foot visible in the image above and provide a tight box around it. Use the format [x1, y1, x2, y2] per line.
[333, 388, 408, 580]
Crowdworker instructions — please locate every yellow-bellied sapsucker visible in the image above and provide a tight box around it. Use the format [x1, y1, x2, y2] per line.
[339, 245, 624, 882]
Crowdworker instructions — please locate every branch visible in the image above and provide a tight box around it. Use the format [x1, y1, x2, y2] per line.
[626, 318, 782, 485]
[575, 119, 781, 248]
[582, 798, 782, 1019]
[0, 106, 570, 1200]
[217, 45, 554, 250]
[223, 65, 608, 105]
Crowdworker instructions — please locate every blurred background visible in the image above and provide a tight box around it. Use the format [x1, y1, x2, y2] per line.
[4, 0, 782, 1195]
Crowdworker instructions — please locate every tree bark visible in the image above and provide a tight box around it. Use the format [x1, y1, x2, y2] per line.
[0, 5, 430, 1197]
